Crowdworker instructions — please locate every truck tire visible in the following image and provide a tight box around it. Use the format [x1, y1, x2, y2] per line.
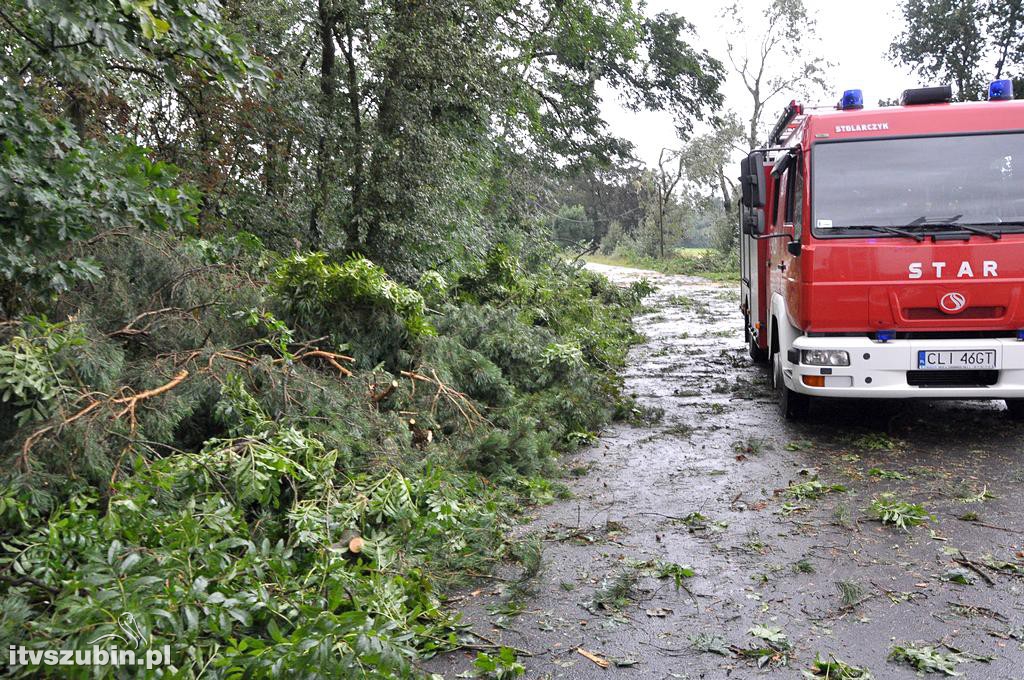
[1005, 399, 1024, 420]
[773, 350, 810, 420]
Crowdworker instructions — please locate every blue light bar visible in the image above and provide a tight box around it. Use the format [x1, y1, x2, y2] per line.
[1017, 329, 1024, 341]
[840, 89, 864, 110]
[875, 330, 894, 343]
[989, 79, 1014, 101]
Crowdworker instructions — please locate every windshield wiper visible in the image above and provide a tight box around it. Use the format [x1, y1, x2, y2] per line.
[905, 215, 1001, 240]
[968, 220, 1024, 229]
[847, 225, 925, 242]
[953, 224, 1001, 240]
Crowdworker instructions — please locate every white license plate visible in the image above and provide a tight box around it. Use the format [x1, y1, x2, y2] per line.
[917, 349, 997, 370]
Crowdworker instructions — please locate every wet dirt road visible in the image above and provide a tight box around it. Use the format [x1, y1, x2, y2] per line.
[430, 263, 1024, 679]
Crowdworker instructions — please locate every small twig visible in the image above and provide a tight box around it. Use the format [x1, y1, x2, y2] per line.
[954, 551, 996, 586]
[19, 370, 189, 470]
[107, 303, 215, 338]
[955, 516, 1016, 533]
[466, 630, 534, 657]
[400, 368, 486, 428]
[293, 350, 354, 377]
[0, 572, 59, 595]
[634, 511, 694, 521]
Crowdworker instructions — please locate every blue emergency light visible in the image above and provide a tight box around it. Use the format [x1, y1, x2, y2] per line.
[989, 79, 1014, 100]
[840, 89, 864, 110]
[875, 330, 894, 343]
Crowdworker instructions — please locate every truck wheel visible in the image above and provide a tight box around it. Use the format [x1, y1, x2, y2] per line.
[1005, 399, 1024, 420]
[773, 350, 810, 420]
[745, 315, 768, 363]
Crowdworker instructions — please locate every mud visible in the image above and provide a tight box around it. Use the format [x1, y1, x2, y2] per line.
[428, 263, 1024, 679]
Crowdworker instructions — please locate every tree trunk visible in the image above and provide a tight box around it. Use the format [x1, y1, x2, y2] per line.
[657, 210, 665, 259]
[717, 166, 733, 215]
[309, 0, 338, 248]
[748, 100, 761, 150]
[340, 16, 364, 250]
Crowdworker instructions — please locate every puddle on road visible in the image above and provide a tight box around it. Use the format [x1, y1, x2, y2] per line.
[427, 264, 1024, 679]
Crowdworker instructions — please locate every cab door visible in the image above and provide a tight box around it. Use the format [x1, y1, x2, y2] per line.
[770, 152, 804, 323]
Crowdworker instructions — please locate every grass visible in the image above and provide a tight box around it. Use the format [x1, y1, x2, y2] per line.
[585, 250, 739, 281]
[851, 433, 903, 451]
[792, 558, 815, 574]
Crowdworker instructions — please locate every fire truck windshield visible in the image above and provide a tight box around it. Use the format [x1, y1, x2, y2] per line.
[811, 132, 1024, 238]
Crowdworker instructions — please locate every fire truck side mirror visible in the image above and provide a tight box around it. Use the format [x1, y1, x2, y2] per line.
[741, 208, 766, 236]
[786, 240, 802, 257]
[740, 152, 767, 235]
[739, 152, 767, 210]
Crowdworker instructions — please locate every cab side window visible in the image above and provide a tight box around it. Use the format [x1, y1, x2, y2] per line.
[773, 169, 788, 230]
[789, 156, 804, 240]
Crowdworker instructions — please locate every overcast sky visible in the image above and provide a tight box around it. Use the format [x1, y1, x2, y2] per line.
[602, 0, 918, 166]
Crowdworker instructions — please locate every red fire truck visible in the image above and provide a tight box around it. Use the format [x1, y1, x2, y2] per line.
[739, 81, 1024, 419]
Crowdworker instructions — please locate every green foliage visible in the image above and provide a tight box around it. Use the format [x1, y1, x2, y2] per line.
[472, 647, 526, 679]
[0, 93, 200, 311]
[0, 228, 643, 675]
[868, 467, 910, 480]
[691, 631, 731, 656]
[0, 0, 710, 674]
[591, 250, 739, 280]
[590, 568, 639, 612]
[0, 0, 264, 314]
[890, 0, 1021, 101]
[271, 252, 435, 348]
[742, 624, 792, 668]
[868, 494, 933, 531]
[803, 654, 873, 679]
[0, 317, 85, 427]
[852, 433, 903, 451]
[835, 580, 866, 608]
[0, 383, 507, 677]
[749, 624, 790, 648]
[889, 644, 961, 676]
[654, 561, 695, 590]
[784, 478, 848, 501]
[941, 568, 975, 585]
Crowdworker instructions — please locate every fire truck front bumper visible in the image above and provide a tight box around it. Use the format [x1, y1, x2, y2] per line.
[785, 336, 1024, 399]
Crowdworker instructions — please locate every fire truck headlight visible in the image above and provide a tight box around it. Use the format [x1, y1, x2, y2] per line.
[801, 349, 850, 367]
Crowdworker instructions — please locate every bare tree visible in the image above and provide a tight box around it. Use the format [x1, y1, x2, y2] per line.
[722, 0, 830, 149]
[680, 114, 746, 214]
[652, 148, 687, 259]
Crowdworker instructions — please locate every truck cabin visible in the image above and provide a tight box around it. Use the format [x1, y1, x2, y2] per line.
[739, 81, 1024, 418]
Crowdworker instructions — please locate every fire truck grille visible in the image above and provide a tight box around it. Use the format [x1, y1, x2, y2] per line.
[906, 370, 999, 388]
[903, 306, 1005, 320]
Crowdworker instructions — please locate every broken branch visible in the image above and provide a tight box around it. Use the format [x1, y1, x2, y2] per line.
[19, 370, 190, 470]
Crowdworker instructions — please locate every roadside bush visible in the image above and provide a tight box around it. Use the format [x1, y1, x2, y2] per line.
[709, 211, 739, 254]
[599, 220, 626, 255]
